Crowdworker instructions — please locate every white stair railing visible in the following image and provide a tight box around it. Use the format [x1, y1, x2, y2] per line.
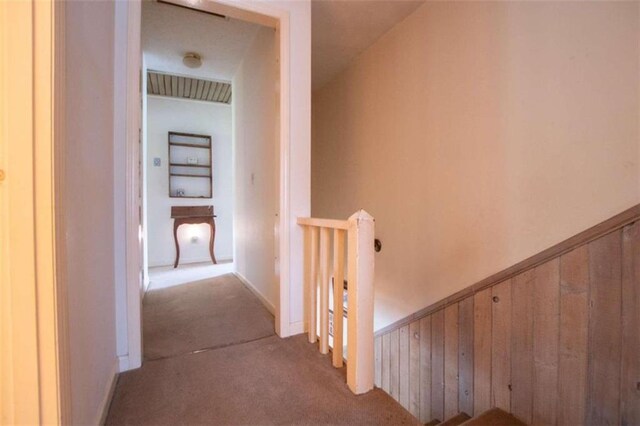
[297, 210, 375, 394]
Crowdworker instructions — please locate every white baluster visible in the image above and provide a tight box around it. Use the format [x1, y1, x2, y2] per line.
[307, 226, 319, 343]
[332, 228, 346, 368]
[319, 227, 331, 354]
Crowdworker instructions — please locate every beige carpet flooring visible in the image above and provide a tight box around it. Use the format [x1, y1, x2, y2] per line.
[143, 274, 275, 360]
[106, 273, 419, 425]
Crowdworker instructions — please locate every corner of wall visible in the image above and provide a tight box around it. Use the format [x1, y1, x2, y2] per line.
[234, 272, 275, 315]
[96, 360, 119, 426]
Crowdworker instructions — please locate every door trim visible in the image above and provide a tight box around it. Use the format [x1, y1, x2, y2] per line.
[124, 0, 143, 371]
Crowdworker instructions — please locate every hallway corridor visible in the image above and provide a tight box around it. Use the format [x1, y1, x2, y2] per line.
[106, 274, 418, 425]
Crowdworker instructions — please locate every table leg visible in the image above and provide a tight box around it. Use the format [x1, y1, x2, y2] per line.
[209, 219, 217, 264]
[173, 220, 180, 268]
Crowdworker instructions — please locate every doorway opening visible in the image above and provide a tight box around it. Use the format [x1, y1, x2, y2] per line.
[141, 0, 254, 288]
[118, 0, 295, 371]
[139, 0, 277, 361]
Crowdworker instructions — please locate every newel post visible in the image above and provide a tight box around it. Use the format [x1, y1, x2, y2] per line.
[347, 209, 375, 394]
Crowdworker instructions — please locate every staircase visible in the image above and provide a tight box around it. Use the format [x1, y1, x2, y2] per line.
[426, 408, 525, 426]
[371, 210, 640, 426]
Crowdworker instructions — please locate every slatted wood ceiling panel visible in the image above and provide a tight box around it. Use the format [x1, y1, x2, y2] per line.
[147, 71, 232, 104]
[373, 214, 640, 425]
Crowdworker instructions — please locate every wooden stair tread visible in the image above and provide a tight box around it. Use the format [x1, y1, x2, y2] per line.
[424, 420, 441, 425]
[459, 408, 526, 426]
[439, 412, 471, 426]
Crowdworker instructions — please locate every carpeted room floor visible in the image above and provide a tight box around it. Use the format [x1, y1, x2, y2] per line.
[142, 275, 276, 360]
[106, 273, 419, 425]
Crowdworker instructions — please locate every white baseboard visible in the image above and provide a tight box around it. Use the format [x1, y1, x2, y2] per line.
[97, 361, 119, 425]
[234, 272, 275, 315]
[118, 355, 130, 372]
[289, 320, 305, 336]
[233, 273, 305, 337]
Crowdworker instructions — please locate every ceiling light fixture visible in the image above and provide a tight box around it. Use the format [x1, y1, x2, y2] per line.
[183, 52, 203, 69]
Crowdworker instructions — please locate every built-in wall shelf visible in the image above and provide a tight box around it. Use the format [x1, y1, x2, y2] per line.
[169, 163, 211, 168]
[170, 173, 212, 178]
[168, 131, 213, 198]
[168, 142, 212, 149]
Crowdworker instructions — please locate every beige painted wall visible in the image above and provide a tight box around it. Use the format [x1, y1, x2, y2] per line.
[234, 26, 279, 310]
[312, 1, 640, 330]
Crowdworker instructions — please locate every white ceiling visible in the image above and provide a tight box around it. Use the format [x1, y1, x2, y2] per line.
[143, 0, 424, 90]
[142, 1, 262, 82]
[312, 0, 424, 91]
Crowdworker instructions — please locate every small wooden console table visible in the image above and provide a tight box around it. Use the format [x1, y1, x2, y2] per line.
[171, 205, 217, 268]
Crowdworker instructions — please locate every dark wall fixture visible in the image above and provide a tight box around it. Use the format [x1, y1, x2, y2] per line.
[374, 239, 382, 253]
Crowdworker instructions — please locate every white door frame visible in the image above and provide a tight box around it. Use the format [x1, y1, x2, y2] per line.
[1, 0, 70, 422]
[123, 0, 143, 371]
[123, 0, 294, 370]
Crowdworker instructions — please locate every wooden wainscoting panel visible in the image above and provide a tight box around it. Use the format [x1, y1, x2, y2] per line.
[375, 336, 382, 388]
[473, 288, 492, 416]
[431, 309, 445, 422]
[458, 296, 474, 416]
[532, 258, 560, 425]
[587, 230, 623, 425]
[382, 333, 391, 393]
[444, 304, 459, 420]
[621, 222, 640, 426]
[491, 280, 511, 412]
[558, 245, 589, 426]
[409, 320, 421, 418]
[389, 329, 400, 401]
[419, 315, 432, 423]
[510, 269, 534, 424]
[399, 325, 410, 409]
